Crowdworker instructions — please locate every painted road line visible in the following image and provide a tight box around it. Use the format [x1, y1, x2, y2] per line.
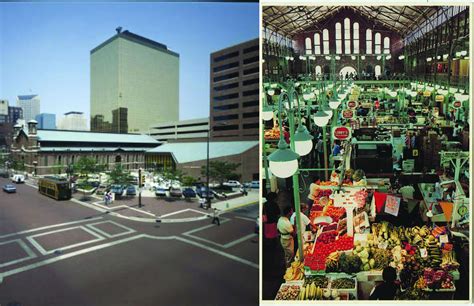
[159, 209, 192, 218]
[85, 220, 136, 238]
[26, 226, 106, 256]
[174, 236, 258, 269]
[70, 198, 107, 213]
[221, 200, 258, 212]
[25, 182, 38, 189]
[234, 216, 257, 222]
[0, 217, 104, 240]
[0, 239, 37, 268]
[223, 234, 258, 248]
[0, 234, 162, 280]
[181, 217, 231, 236]
[125, 206, 156, 217]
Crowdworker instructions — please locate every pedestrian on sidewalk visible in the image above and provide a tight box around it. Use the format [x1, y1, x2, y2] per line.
[104, 193, 109, 206]
[211, 208, 220, 226]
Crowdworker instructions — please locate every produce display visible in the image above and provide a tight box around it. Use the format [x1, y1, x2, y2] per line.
[275, 284, 301, 300]
[264, 127, 281, 140]
[331, 278, 355, 289]
[284, 261, 305, 281]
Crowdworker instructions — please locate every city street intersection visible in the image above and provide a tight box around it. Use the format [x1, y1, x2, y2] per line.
[0, 178, 258, 306]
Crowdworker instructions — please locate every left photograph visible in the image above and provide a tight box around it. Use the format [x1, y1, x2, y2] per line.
[0, 3, 259, 305]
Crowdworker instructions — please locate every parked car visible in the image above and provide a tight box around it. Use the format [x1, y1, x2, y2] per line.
[2, 184, 16, 193]
[155, 187, 167, 197]
[169, 187, 183, 198]
[90, 181, 101, 188]
[126, 185, 136, 196]
[12, 174, 25, 184]
[250, 181, 259, 189]
[182, 187, 196, 198]
[196, 187, 214, 199]
[223, 180, 241, 188]
[110, 184, 124, 197]
[95, 184, 110, 195]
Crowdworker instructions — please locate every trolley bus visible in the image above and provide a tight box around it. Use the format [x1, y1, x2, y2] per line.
[38, 176, 72, 200]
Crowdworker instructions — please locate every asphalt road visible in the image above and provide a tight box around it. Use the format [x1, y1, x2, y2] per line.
[0, 178, 258, 306]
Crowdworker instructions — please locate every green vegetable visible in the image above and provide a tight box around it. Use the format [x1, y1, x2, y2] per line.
[331, 278, 355, 289]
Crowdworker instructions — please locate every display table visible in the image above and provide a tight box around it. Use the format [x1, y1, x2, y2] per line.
[419, 183, 452, 223]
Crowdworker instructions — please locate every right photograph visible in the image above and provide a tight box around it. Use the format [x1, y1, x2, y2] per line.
[261, 5, 470, 301]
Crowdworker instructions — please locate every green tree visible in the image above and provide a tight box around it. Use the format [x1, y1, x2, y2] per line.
[73, 157, 98, 199]
[108, 164, 132, 186]
[162, 168, 184, 185]
[182, 175, 197, 187]
[201, 161, 240, 186]
[52, 163, 63, 175]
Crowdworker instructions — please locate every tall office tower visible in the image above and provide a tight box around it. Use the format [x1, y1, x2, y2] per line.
[210, 38, 259, 141]
[35, 113, 56, 130]
[57, 111, 88, 131]
[8, 106, 23, 124]
[17, 95, 40, 122]
[90, 28, 179, 134]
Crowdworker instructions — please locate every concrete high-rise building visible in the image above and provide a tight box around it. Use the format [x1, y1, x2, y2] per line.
[149, 118, 209, 142]
[17, 95, 40, 123]
[57, 111, 88, 131]
[90, 28, 179, 134]
[35, 113, 56, 130]
[0, 100, 8, 117]
[210, 38, 259, 141]
[8, 106, 23, 124]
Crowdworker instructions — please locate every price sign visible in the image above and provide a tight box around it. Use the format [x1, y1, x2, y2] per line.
[384, 195, 401, 216]
[343, 109, 354, 119]
[332, 126, 352, 141]
[439, 234, 449, 244]
[453, 101, 462, 109]
[348, 101, 357, 109]
[419, 248, 428, 258]
[435, 95, 445, 102]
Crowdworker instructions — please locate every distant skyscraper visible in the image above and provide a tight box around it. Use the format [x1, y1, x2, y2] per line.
[57, 111, 88, 131]
[0, 100, 8, 117]
[8, 106, 23, 124]
[210, 38, 259, 141]
[90, 29, 179, 134]
[17, 95, 40, 122]
[35, 113, 56, 130]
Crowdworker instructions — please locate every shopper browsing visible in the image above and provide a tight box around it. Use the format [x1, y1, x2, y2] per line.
[369, 266, 399, 300]
[306, 176, 321, 212]
[277, 206, 295, 268]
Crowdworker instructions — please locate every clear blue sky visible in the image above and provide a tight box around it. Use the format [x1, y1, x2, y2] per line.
[0, 3, 258, 122]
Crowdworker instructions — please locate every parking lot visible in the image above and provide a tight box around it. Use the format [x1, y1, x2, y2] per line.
[0, 177, 258, 305]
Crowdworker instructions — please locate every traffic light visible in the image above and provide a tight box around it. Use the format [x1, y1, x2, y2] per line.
[141, 175, 145, 187]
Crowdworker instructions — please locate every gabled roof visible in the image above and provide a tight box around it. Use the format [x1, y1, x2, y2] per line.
[146, 141, 258, 164]
[18, 95, 38, 100]
[37, 130, 159, 145]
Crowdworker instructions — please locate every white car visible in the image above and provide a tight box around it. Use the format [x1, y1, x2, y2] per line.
[223, 180, 241, 188]
[12, 174, 25, 184]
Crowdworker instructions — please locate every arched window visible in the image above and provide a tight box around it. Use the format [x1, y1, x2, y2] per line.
[353, 22, 359, 54]
[383, 37, 390, 54]
[366, 29, 372, 54]
[375, 65, 381, 78]
[344, 18, 351, 54]
[323, 29, 329, 55]
[315, 65, 322, 75]
[375, 33, 381, 54]
[335, 23, 342, 54]
[314, 33, 321, 55]
[305, 37, 312, 55]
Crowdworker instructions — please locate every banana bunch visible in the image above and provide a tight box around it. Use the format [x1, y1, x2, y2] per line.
[284, 261, 304, 281]
[441, 251, 460, 270]
[325, 251, 339, 272]
[299, 283, 323, 300]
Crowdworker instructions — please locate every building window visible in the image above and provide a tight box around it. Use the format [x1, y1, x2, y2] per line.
[335, 23, 342, 54]
[58, 155, 61, 165]
[375, 33, 381, 54]
[213, 62, 239, 72]
[353, 22, 359, 54]
[214, 51, 239, 63]
[315, 65, 322, 75]
[214, 93, 239, 101]
[242, 78, 259, 86]
[214, 125, 239, 131]
[344, 18, 351, 54]
[243, 100, 258, 107]
[314, 33, 321, 55]
[243, 67, 258, 75]
[242, 112, 259, 118]
[323, 29, 329, 55]
[214, 114, 239, 121]
[44, 156, 48, 167]
[366, 29, 372, 54]
[214, 82, 239, 91]
[213, 72, 239, 82]
[243, 89, 258, 97]
[243, 123, 259, 129]
[305, 37, 312, 55]
[213, 103, 239, 111]
[383, 37, 390, 54]
[243, 45, 258, 54]
[243, 56, 258, 65]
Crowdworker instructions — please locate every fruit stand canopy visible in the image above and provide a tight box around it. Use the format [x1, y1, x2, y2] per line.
[263, 6, 442, 37]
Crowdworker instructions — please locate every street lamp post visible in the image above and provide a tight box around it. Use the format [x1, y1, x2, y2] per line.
[206, 127, 211, 210]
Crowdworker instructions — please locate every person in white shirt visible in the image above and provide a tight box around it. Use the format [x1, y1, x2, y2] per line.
[277, 206, 295, 267]
[290, 208, 313, 239]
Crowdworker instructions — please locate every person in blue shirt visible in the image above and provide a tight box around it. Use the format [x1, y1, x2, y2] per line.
[332, 140, 341, 156]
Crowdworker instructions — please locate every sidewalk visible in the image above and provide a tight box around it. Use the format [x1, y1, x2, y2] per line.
[212, 190, 259, 212]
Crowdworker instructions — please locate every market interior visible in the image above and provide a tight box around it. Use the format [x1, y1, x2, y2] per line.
[261, 5, 470, 301]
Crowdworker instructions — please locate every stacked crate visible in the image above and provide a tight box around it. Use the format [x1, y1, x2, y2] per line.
[422, 131, 442, 170]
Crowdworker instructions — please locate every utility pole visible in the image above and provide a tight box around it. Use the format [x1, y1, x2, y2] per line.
[138, 168, 142, 208]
